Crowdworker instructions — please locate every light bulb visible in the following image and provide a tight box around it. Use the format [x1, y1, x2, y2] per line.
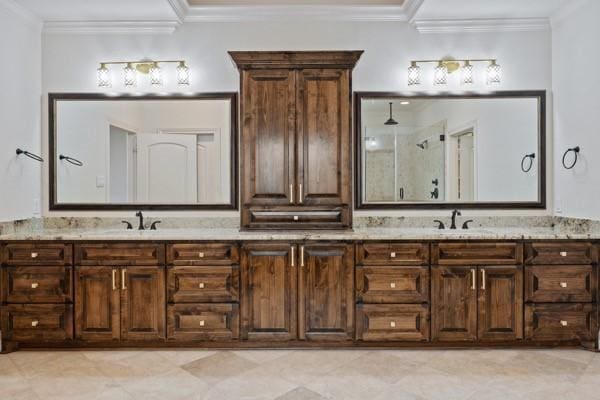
[434, 61, 448, 85]
[97, 64, 111, 87]
[486, 60, 501, 85]
[149, 62, 162, 86]
[177, 61, 190, 85]
[407, 61, 420, 86]
[460, 61, 474, 85]
[123, 63, 137, 87]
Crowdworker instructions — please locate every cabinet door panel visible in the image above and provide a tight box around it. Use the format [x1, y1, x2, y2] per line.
[121, 266, 166, 341]
[241, 69, 296, 208]
[431, 266, 477, 341]
[241, 243, 297, 340]
[296, 69, 351, 207]
[478, 266, 523, 341]
[75, 266, 120, 342]
[299, 243, 353, 341]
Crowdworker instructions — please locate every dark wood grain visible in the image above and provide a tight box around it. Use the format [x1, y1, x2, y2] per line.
[229, 51, 363, 70]
[75, 243, 164, 266]
[2, 243, 72, 266]
[167, 243, 239, 266]
[356, 242, 430, 266]
[167, 303, 239, 341]
[433, 242, 523, 265]
[356, 266, 429, 304]
[356, 304, 430, 342]
[167, 265, 239, 303]
[525, 265, 596, 303]
[525, 303, 596, 341]
[524, 242, 597, 265]
[1, 304, 73, 342]
[2, 266, 72, 303]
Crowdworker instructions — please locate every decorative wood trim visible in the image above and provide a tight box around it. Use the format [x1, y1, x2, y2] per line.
[412, 18, 550, 34]
[354, 91, 547, 210]
[229, 51, 363, 70]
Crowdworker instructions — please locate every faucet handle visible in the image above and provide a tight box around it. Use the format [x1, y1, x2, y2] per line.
[462, 220, 474, 230]
[150, 221, 162, 230]
[433, 220, 445, 230]
[121, 221, 133, 230]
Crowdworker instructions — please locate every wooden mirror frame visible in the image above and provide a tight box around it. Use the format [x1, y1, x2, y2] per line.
[49, 92, 238, 211]
[354, 90, 546, 210]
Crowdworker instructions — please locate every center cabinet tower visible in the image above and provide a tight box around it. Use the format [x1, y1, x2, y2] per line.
[230, 51, 363, 230]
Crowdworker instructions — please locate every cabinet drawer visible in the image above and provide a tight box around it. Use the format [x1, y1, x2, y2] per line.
[356, 304, 429, 342]
[75, 244, 164, 265]
[1, 304, 74, 342]
[2, 244, 72, 266]
[244, 207, 349, 229]
[167, 244, 238, 266]
[525, 266, 596, 303]
[356, 243, 429, 266]
[167, 304, 239, 341]
[356, 266, 429, 303]
[2, 266, 73, 303]
[433, 242, 522, 265]
[525, 242, 596, 265]
[167, 266, 239, 303]
[525, 304, 596, 341]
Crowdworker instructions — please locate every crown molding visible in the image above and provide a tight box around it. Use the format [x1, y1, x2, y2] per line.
[165, 0, 190, 23]
[550, 0, 589, 28]
[0, 0, 42, 30]
[185, 3, 423, 22]
[412, 18, 550, 34]
[43, 20, 181, 35]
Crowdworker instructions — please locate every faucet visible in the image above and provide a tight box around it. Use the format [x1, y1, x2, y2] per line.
[450, 209, 462, 229]
[135, 211, 145, 230]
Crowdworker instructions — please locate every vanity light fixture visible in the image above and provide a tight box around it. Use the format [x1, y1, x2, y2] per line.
[407, 58, 501, 86]
[96, 60, 190, 88]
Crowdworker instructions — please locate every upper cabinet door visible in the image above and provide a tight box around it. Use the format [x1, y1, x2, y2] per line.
[241, 69, 296, 207]
[296, 69, 351, 206]
[299, 243, 354, 341]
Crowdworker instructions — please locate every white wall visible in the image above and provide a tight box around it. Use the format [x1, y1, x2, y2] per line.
[552, 0, 600, 221]
[41, 20, 552, 217]
[0, 2, 41, 222]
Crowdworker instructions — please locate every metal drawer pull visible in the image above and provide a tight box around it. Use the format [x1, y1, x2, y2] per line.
[560, 282, 568, 288]
[199, 283, 205, 289]
[300, 246, 305, 267]
[481, 269, 486, 290]
[121, 269, 127, 290]
[560, 320, 568, 327]
[471, 269, 476, 290]
[390, 282, 396, 289]
[560, 251, 568, 257]
[112, 269, 117, 291]
[293, 215, 299, 221]
[198, 252, 205, 258]
[31, 252, 38, 258]
[390, 252, 396, 258]
[291, 246, 295, 267]
[390, 321, 396, 328]
[31, 320, 39, 327]
[298, 184, 303, 204]
[289, 184, 294, 203]
[31, 283, 39, 289]
[199, 320, 205, 327]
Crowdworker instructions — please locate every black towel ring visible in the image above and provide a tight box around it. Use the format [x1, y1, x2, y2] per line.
[562, 146, 580, 170]
[16, 148, 43, 162]
[520, 153, 535, 173]
[59, 154, 84, 167]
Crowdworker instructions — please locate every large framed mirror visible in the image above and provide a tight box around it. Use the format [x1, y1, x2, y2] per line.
[355, 91, 546, 209]
[49, 93, 238, 210]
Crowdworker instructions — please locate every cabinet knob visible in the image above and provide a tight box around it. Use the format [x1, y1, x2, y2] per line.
[390, 282, 396, 289]
[31, 282, 39, 289]
[390, 252, 396, 258]
[198, 252, 205, 258]
[559, 251, 568, 257]
[31, 320, 39, 327]
[31, 252, 38, 258]
[198, 282, 205, 289]
[199, 320, 205, 327]
[390, 321, 396, 328]
[560, 320, 568, 327]
[293, 216, 299, 221]
[560, 282, 568, 288]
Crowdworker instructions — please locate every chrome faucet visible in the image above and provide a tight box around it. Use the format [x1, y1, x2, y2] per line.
[450, 209, 462, 229]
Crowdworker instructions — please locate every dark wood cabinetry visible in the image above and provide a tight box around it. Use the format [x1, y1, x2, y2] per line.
[232, 51, 362, 230]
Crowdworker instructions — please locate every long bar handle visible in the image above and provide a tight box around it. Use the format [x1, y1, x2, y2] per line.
[289, 184, 294, 203]
[291, 246, 295, 267]
[112, 269, 117, 291]
[121, 268, 127, 290]
[471, 269, 476, 291]
[481, 269, 486, 290]
[300, 246, 305, 267]
[298, 184, 303, 204]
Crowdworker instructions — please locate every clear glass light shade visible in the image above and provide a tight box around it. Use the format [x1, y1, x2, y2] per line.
[149, 63, 163, 86]
[486, 60, 501, 84]
[177, 62, 190, 85]
[123, 63, 137, 87]
[460, 62, 474, 85]
[97, 64, 111, 87]
[434, 63, 448, 85]
[407, 62, 421, 86]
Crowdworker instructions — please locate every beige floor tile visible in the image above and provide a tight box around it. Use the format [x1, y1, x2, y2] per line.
[232, 349, 292, 364]
[93, 352, 178, 383]
[395, 366, 481, 400]
[203, 367, 298, 400]
[154, 350, 218, 367]
[182, 351, 260, 385]
[305, 369, 388, 400]
[120, 368, 209, 400]
[324, 351, 416, 384]
[93, 386, 136, 400]
[274, 387, 327, 400]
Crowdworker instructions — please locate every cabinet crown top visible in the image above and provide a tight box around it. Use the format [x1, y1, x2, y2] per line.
[228, 50, 364, 70]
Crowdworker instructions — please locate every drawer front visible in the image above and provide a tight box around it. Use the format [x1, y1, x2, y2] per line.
[2, 266, 73, 303]
[525, 304, 596, 341]
[356, 304, 430, 342]
[167, 244, 239, 266]
[525, 242, 596, 265]
[2, 244, 72, 266]
[75, 244, 164, 265]
[357, 243, 429, 266]
[525, 266, 596, 303]
[167, 266, 239, 303]
[433, 242, 522, 265]
[356, 266, 429, 303]
[167, 303, 239, 341]
[1, 304, 74, 342]
[244, 207, 349, 229]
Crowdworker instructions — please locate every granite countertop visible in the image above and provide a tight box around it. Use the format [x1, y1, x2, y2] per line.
[1, 227, 599, 241]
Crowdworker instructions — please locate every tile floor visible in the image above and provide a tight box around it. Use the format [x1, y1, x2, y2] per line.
[1, 349, 599, 400]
